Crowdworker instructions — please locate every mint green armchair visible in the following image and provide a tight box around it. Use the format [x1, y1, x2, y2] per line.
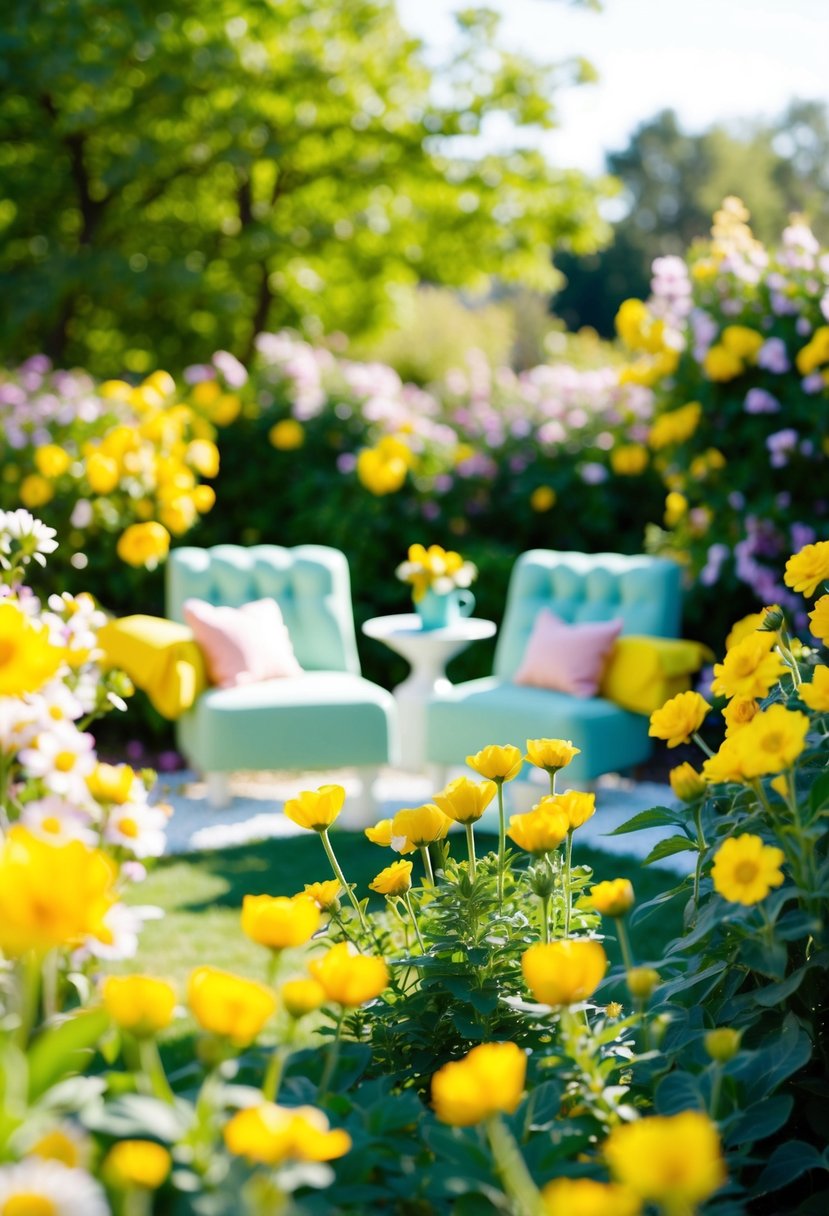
[426, 550, 683, 786]
[167, 545, 397, 810]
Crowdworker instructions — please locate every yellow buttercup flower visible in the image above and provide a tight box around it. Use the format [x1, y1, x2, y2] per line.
[530, 485, 556, 512]
[800, 665, 829, 711]
[711, 633, 786, 699]
[663, 490, 688, 527]
[626, 967, 660, 1000]
[669, 762, 706, 802]
[364, 818, 394, 847]
[284, 784, 346, 832]
[721, 324, 764, 361]
[550, 788, 596, 830]
[725, 611, 764, 651]
[116, 521, 171, 569]
[280, 978, 327, 1019]
[712, 834, 785, 905]
[104, 1141, 171, 1190]
[610, 443, 648, 476]
[522, 940, 607, 1006]
[269, 419, 305, 450]
[525, 738, 580, 774]
[648, 402, 702, 450]
[241, 894, 321, 950]
[784, 541, 829, 598]
[808, 594, 829, 642]
[34, 444, 72, 479]
[102, 975, 176, 1038]
[722, 695, 759, 735]
[433, 776, 497, 824]
[590, 878, 634, 917]
[431, 1042, 526, 1127]
[369, 859, 413, 896]
[507, 801, 569, 855]
[356, 446, 408, 495]
[308, 942, 388, 1007]
[649, 690, 710, 748]
[193, 484, 216, 513]
[85, 450, 121, 494]
[187, 966, 277, 1045]
[0, 828, 116, 958]
[302, 880, 342, 911]
[466, 744, 523, 783]
[186, 439, 220, 478]
[86, 762, 136, 805]
[705, 1028, 742, 1063]
[796, 326, 829, 375]
[703, 343, 743, 381]
[20, 473, 55, 508]
[541, 1177, 641, 1216]
[224, 1103, 351, 1166]
[391, 804, 451, 847]
[0, 601, 64, 697]
[731, 705, 809, 777]
[604, 1111, 726, 1209]
[702, 737, 750, 784]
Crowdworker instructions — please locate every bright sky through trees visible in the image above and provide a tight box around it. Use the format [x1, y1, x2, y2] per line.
[397, 0, 829, 173]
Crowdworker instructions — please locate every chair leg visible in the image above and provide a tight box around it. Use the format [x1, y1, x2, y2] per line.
[346, 766, 380, 828]
[206, 772, 231, 810]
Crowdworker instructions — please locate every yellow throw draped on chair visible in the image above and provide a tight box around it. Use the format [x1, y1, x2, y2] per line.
[98, 615, 207, 720]
[599, 635, 712, 716]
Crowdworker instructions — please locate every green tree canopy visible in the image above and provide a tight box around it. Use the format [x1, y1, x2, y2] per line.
[554, 101, 829, 335]
[0, 0, 612, 374]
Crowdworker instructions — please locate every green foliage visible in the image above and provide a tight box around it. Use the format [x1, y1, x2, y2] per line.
[0, 0, 612, 373]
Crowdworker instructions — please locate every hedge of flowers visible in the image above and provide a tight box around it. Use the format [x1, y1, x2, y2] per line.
[1, 519, 827, 1214]
[618, 197, 829, 629]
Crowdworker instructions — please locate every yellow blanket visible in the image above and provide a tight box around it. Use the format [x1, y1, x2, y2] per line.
[98, 615, 207, 720]
[599, 635, 712, 716]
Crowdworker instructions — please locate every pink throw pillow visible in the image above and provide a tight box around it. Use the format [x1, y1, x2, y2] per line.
[513, 609, 623, 698]
[183, 598, 303, 688]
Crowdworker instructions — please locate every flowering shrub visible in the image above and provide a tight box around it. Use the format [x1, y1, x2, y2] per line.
[617, 198, 828, 628]
[1, 535, 826, 1213]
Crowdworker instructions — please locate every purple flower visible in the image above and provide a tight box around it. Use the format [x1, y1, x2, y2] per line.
[796, 316, 812, 337]
[700, 543, 729, 587]
[757, 337, 789, 374]
[802, 373, 824, 395]
[821, 293, 829, 323]
[212, 349, 248, 388]
[791, 522, 816, 551]
[579, 462, 608, 486]
[744, 388, 780, 414]
[766, 428, 799, 468]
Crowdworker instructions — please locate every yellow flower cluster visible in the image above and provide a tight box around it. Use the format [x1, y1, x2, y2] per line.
[396, 543, 477, 601]
[224, 1102, 351, 1166]
[0, 600, 64, 697]
[357, 435, 415, 495]
[703, 325, 764, 381]
[648, 401, 702, 450]
[795, 325, 829, 376]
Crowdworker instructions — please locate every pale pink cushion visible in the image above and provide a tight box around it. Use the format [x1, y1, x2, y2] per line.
[513, 609, 623, 697]
[183, 598, 303, 688]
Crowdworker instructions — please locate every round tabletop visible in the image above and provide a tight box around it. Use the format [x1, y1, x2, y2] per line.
[362, 613, 496, 644]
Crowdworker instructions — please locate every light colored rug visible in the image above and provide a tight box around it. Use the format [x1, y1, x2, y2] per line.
[153, 767, 688, 871]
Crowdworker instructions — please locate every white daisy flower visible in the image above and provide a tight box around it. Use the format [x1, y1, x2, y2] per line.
[80, 902, 163, 961]
[20, 796, 98, 847]
[0, 1159, 109, 1216]
[0, 508, 59, 566]
[0, 697, 40, 755]
[105, 803, 168, 858]
[30, 681, 85, 728]
[19, 723, 96, 800]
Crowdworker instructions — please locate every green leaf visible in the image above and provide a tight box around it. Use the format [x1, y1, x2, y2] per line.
[27, 1009, 109, 1102]
[654, 1070, 704, 1115]
[751, 966, 808, 1006]
[608, 806, 687, 836]
[808, 770, 829, 813]
[727, 1094, 793, 1146]
[642, 835, 697, 866]
[754, 1141, 827, 1196]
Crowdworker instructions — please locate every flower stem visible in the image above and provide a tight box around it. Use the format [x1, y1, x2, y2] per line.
[15, 951, 41, 1049]
[320, 829, 369, 933]
[464, 822, 477, 879]
[403, 892, 426, 952]
[692, 731, 714, 758]
[691, 804, 707, 916]
[540, 895, 550, 944]
[496, 779, 506, 907]
[420, 845, 435, 887]
[317, 1010, 344, 1098]
[709, 1064, 722, 1118]
[563, 829, 574, 939]
[548, 770, 557, 796]
[616, 916, 635, 972]
[139, 1037, 176, 1105]
[486, 1115, 545, 1216]
[263, 1024, 294, 1104]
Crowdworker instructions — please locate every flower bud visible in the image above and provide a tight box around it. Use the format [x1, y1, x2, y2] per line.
[669, 762, 706, 803]
[760, 605, 784, 632]
[528, 856, 557, 900]
[626, 967, 660, 1001]
[605, 1002, 624, 1019]
[704, 1027, 741, 1062]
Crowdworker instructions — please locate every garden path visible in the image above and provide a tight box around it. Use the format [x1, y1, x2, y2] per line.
[153, 768, 688, 872]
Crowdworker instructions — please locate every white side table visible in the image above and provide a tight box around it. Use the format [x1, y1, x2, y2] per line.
[362, 613, 496, 773]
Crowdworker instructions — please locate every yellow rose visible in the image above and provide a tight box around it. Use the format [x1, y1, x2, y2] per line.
[703, 344, 743, 381]
[356, 447, 408, 495]
[102, 975, 176, 1037]
[720, 325, 763, 361]
[784, 541, 829, 598]
[34, 444, 72, 479]
[187, 966, 277, 1045]
[524, 738, 580, 774]
[269, 419, 305, 450]
[85, 451, 121, 494]
[369, 859, 413, 896]
[224, 1103, 351, 1166]
[604, 1111, 726, 1209]
[522, 940, 607, 1006]
[722, 695, 759, 735]
[241, 894, 321, 950]
[116, 522, 171, 569]
[712, 834, 785, 905]
[431, 1042, 526, 1126]
[433, 776, 497, 824]
[104, 1141, 171, 1190]
[590, 878, 634, 917]
[649, 690, 711, 748]
[284, 785, 346, 832]
[466, 743, 523, 783]
[308, 942, 388, 1007]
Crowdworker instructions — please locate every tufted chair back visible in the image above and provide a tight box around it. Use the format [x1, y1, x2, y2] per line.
[494, 550, 682, 681]
[166, 544, 361, 675]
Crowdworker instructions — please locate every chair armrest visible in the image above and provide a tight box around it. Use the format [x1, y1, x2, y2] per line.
[599, 635, 712, 716]
[98, 615, 207, 720]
